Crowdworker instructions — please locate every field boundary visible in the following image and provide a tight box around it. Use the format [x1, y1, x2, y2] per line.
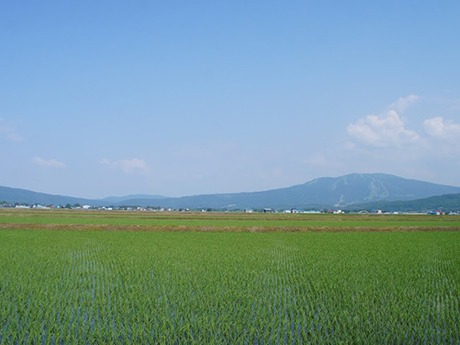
[1, 223, 459, 232]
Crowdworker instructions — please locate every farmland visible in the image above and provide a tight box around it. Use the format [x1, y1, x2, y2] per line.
[0, 210, 459, 343]
[1, 208, 460, 231]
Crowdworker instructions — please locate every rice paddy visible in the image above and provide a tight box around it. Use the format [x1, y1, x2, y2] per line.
[0, 209, 459, 344]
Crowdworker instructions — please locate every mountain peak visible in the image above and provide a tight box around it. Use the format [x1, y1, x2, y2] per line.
[1, 173, 460, 210]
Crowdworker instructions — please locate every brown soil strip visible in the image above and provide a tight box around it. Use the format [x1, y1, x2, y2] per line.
[0, 223, 459, 232]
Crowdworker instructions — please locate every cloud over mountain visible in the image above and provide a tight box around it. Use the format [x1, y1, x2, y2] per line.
[101, 158, 150, 174]
[423, 117, 460, 142]
[348, 95, 460, 150]
[347, 96, 420, 147]
[33, 157, 66, 169]
[389, 94, 419, 113]
[0, 118, 23, 142]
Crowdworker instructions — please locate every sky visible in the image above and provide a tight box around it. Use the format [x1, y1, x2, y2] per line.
[1, 1, 460, 198]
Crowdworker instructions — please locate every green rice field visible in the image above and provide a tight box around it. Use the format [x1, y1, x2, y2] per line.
[0, 210, 459, 343]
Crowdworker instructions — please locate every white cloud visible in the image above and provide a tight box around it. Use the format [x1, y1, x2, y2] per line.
[388, 94, 419, 113]
[305, 152, 328, 167]
[423, 117, 460, 142]
[101, 158, 150, 174]
[33, 157, 66, 169]
[325, 95, 460, 186]
[347, 109, 420, 147]
[0, 118, 23, 142]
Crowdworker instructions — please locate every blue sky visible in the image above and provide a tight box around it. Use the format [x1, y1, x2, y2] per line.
[1, 1, 460, 198]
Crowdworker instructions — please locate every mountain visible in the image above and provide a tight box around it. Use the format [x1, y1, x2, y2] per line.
[103, 194, 166, 203]
[2, 173, 460, 210]
[347, 193, 460, 213]
[0, 186, 107, 207]
[112, 173, 460, 210]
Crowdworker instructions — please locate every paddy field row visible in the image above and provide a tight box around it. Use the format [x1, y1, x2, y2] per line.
[0, 210, 459, 343]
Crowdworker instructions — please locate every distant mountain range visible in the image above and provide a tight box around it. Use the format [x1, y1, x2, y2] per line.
[346, 193, 460, 213]
[1, 173, 460, 211]
[102, 194, 166, 203]
[0, 186, 102, 207]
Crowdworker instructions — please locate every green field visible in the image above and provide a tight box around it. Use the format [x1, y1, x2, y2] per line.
[1, 209, 460, 231]
[0, 210, 459, 343]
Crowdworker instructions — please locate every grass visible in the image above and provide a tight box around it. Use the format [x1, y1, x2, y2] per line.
[0, 210, 459, 343]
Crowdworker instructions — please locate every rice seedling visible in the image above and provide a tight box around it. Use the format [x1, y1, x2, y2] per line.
[0, 228, 459, 344]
